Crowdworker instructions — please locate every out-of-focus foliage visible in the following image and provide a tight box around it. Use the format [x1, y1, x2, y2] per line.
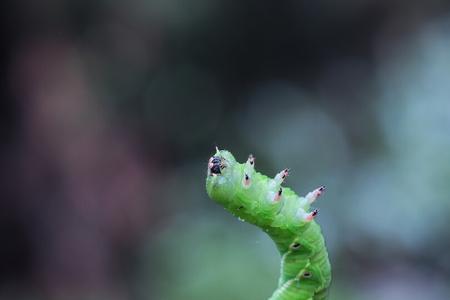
[1, 1, 450, 300]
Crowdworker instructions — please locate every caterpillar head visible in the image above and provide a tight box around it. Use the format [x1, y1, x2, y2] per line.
[205, 148, 239, 205]
[207, 148, 236, 176]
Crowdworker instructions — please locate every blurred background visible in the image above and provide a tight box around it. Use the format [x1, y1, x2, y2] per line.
[1, 0, 450, 299]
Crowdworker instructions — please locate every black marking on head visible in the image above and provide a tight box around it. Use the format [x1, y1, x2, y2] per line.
[312, 209, 319, 217]
[278, 188, 282, 196]
[211, 156, 221, 164]
[245, 174, 249, 181]
[302, 272, 311, 278]
[210, 156, 222, 174]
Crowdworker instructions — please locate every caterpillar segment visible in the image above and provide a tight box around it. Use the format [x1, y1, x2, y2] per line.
[206, 149, 331, 300]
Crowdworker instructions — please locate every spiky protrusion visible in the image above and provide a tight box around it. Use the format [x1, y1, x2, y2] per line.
[305, 209, 319, 222]
[305, 186, 325, 204]
[247, 154, 255, 166]
[297, 208, 319, 222]
[274, 168, 289, 185]
[242, 154, 255, 188]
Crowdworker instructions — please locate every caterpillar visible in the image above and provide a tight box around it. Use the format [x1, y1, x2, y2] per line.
[205, 148, 331, 300]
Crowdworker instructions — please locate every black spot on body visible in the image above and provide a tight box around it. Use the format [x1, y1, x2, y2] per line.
[290, 242, 301, 250]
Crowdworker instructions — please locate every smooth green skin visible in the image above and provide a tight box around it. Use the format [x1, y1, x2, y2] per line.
[206, 150, 331, 300]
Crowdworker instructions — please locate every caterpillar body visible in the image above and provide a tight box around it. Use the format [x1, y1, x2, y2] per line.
[206, 148, 331, 300]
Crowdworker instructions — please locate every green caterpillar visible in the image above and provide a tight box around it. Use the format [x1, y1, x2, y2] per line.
[205, 148, 331, 300]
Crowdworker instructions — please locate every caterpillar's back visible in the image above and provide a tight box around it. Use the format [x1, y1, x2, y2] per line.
[206, 149, 331, 300]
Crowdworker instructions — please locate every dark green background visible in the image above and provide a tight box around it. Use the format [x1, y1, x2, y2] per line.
[1, 1, 450, 299]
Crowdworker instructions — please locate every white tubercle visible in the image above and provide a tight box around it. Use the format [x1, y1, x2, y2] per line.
[306, 209, 319, 222]
[305, 186, 325, 204]
[247, 154, 255, 167]
[297, 208, 318, 222]
[242, 154, 255, 189]
[274, 168, 289, 185]
[244, 154, 255, 176]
